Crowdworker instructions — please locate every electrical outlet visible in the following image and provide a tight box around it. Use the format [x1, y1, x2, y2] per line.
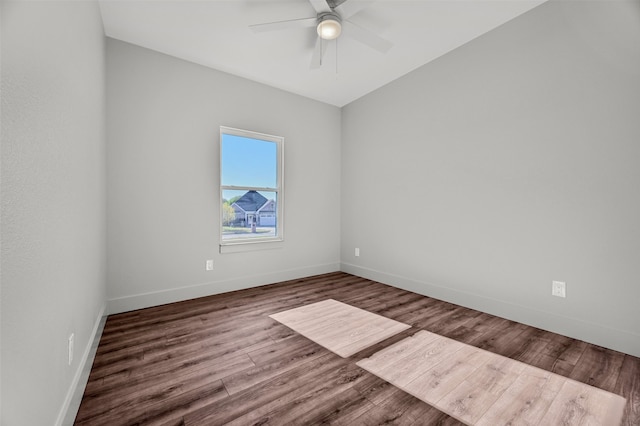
[355, 248, 360, 257]
[552, 281, 566, 298]
[206, 260, 214, 271]
[68, 333, 74, 366]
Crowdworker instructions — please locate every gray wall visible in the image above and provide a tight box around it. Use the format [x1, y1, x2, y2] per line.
[106, 39, 341, 313]
[341, 0, 640, 357]
[1, 1, 107, 424]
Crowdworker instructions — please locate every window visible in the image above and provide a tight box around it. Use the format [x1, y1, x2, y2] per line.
[220, 126, 283, 249]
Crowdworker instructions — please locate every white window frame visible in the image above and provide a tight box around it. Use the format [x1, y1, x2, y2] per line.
[219, 126, 284, 253]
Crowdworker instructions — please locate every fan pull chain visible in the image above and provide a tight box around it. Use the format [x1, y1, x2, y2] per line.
[335, 38, 338, 74]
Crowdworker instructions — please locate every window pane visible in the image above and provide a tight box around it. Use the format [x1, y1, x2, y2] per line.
[221, 134, 277, 188]
[222, 190, 277, 241]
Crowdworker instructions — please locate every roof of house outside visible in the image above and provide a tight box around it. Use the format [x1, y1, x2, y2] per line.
[233, 190, 268, 213]
[257, 199, 275, 213]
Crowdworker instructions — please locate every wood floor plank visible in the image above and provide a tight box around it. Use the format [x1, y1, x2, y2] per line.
[245, 334, 314, 366]
[228, 363, 368, 426]
[75, 272, 640, 425]
[543, 333, 588, 373]
[76, 352, 253, 423]
[76, 380, 227, 426]
[184, 353, 343, 425]
[508, 327, 553, 366]
[270, 298, 411, 358]
[475, 366, 565, 426]
[86, 324, 272, 392]
[403, 345, 492, 403]
[615, 355, 640, 426]
[356, 331, 439, 373]
[569, 344, 626, 392]
[372, 332, 466, 387]
[539, 379, 626, 425]
[437, 354, 528, 424]
[352, 391, 460, 426]
[471, 323, 530, 358]
[357, 329, 626, 426]
[353, 374, 404, 407]
[221, 338, 328, 395]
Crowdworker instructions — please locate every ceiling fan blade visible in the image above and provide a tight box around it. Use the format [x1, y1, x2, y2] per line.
[325, 0, 347, 8]
[250, 17, 316, 33]
[343, 20, 392, 53]
[308, 0, 331, 14]
[310, 37, 329, 69]
[335, 0, 375, 19]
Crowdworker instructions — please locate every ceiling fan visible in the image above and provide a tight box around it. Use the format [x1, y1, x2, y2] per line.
[250, 0, 392, 69]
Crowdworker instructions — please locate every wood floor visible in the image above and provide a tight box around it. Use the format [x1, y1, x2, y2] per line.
[75, 272, 640, 425]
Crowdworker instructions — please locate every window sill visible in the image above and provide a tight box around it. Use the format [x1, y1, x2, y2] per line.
[219, 239, 284, 254]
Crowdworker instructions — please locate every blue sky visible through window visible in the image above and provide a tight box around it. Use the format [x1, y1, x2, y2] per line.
[221, 134, 276, 187]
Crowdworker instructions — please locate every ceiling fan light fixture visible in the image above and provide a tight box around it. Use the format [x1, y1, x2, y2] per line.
[317, 13, 342, 40]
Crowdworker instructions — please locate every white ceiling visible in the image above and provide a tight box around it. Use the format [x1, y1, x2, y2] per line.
[99, 0, 546, 107]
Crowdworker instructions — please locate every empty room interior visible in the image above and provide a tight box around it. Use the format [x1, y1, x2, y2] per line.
[2, 0, 640, 425]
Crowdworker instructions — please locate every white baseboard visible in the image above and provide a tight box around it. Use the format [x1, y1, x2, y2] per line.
[107, 262, 341, 314]
[341, 262, 640, 358]
[56, 304, 107, 426]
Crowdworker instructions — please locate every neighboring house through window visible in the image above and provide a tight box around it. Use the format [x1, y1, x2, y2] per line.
[220, 126, 283, 249]
[230, 190, 275, 227]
